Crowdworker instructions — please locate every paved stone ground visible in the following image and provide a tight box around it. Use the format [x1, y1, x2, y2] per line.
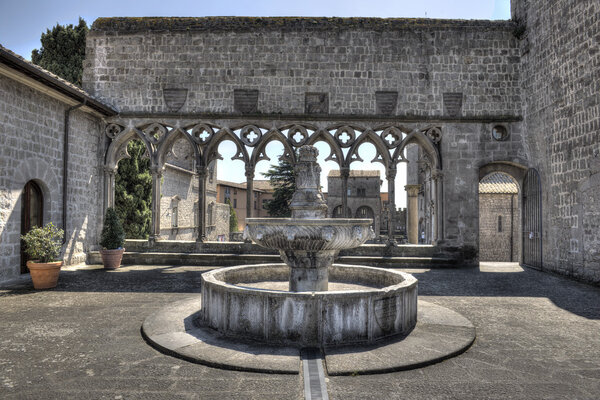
[1, 262, 599, 399]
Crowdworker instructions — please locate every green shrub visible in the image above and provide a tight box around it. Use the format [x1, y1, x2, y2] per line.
[100, 207, 125, 249]
[21, 222, 64, 263]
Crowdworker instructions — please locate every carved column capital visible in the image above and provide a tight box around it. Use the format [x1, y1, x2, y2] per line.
[196, 165, 208, 177]
[431, 169, 444, 181]
[149, 165, 163, 176]
[386, 167, 397, 181]
[405, 184, 421, 197]
[340, 167, 350, 179]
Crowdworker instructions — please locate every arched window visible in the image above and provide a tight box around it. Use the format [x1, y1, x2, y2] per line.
[497, 215, 503, 232]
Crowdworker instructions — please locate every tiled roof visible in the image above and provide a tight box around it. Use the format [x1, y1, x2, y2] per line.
[479, 172, 518, 194]
[217, 179, 274, 192]
[328, 170, 381, 178]
[0, 43, 116, 116]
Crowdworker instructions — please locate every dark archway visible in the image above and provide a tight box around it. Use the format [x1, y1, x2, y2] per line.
[355, 205, 375, 231]
[20, 180, 43, 273]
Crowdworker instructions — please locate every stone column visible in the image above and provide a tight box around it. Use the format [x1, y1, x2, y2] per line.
[196, 165, 207, 243]
[405, 184, 421, 244]
[431, 169, 444, 244]
[386, 167, 397, 243]
[340, 167, 350, 217]
[245, 166, 255, 219]
[149, 165, 163, 245]
[104, 166, 116, 210]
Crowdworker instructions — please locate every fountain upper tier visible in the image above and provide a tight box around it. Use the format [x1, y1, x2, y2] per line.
[244, 145, 374, 292]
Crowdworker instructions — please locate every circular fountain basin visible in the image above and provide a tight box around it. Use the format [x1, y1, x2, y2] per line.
[201, 263, 418, 347]
[244, 218, 375, 250]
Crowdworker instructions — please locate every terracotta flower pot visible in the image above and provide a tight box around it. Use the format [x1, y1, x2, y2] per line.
[27, 260, 63, 289]
[100, 248, 125, 270]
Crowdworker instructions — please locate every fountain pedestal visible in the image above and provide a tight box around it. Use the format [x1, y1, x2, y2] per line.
[280, 250, 336, 291]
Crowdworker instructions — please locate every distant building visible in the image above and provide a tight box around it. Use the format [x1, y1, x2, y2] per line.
[216, 179, 274, 232]
[326, 170, 382, 236]
[380, 192, 407, 239]
[479, 172, 520, 262]
[160, 140, 229, 241]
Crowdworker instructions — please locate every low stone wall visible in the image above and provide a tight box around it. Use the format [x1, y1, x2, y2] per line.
[201, 263, 418, 347]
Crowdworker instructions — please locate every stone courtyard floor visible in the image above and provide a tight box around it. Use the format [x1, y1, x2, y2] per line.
[1, 262, 599, 399]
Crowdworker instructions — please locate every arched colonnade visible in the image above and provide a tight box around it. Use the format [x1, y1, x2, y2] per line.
[103, 119, 444, 244]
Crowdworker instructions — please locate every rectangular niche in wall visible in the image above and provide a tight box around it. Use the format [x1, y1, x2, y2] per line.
[163, 88, 188, 112]
[443, 92, 463, 117]
[234, 89, 259, 114]
[375, 91, 398, 115]
[305, 92, 329, 115]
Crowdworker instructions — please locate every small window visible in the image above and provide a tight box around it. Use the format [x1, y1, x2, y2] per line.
[172, 206, 178, 227]
[209, 167, 214, 183]
[234, 188, 237, 195]
[498, 215, 503, 232]
[492, 125, 509, 141]
[358, 188, 366, 197]
[254, 201, 257, 210]
[233, 198, 237, 208]
[347, 189, 351, 196]
[262, 199, 268, 209]
[225, 187, 230, 195]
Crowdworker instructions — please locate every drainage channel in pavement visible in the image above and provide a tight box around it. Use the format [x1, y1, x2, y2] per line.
[301, 348, 329, 400]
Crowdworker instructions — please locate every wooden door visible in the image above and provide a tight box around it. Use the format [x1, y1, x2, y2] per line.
[20, 181, 43, 273]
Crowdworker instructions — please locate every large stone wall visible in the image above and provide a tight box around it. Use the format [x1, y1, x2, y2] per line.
[0, 74, 105, 282]
[514, 0, 600, 282]
[84, 17, 521, 117]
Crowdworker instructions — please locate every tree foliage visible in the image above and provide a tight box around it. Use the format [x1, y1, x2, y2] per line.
[31, 18, 88, 86]
[262, 157, 296, 217]
[226, 199, 238, 232]
[115, 140, 152, 239]
[100, 207, 125, 249]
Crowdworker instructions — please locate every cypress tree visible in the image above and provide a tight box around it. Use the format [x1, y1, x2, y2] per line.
[31, 18, 88, 87]
[115, 140, 152, 239]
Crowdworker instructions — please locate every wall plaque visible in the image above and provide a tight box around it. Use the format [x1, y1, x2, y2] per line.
[305, 92, 329, 114]
[163, 88, 188, 112]
[375, 91, 398, 115]
[443, 92, 463, 116]
[234, 89, 259, 113]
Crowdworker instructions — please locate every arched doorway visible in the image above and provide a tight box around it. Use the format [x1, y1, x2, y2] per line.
[478, 172, 520, 262]
[20, 180, 44, 273]
[332, 205, 351, 218]
[355, 205, 375, 231]
[522, 168, 542, 269]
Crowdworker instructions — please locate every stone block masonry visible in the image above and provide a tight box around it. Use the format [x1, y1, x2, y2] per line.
[0, 75, 105, 282]
[84, 17, 521, 118]
[514, 0, 600, 283]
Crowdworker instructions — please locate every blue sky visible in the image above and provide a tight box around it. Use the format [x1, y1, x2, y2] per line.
[0, 0, 511, 207]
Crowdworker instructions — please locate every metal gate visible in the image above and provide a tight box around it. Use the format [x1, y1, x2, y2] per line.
[522, 168, 542, 269]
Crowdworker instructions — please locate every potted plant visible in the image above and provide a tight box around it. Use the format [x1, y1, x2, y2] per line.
[21, 222, 64, 289]
[99, 207, 125, 270]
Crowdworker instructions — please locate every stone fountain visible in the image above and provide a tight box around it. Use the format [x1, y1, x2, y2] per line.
[201, 145, 418, 346]
[142, 145, 475, 373]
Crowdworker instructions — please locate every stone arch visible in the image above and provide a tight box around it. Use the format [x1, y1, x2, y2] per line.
[12, 158, 59, 225]
[203, 128, 248, 166]
[394, 129, 441, 170]
[331, 205, 351, 218]
[250, 129, 296, 166]
[345, 129, 390, 168]
[105, 128, 153, 171]
[156, 128, 199, 168]
[306, 129, 344, 167]
[478, 161, 528, 190]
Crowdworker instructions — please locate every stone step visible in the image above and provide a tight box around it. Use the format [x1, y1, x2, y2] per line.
[87, 251, 459, 268]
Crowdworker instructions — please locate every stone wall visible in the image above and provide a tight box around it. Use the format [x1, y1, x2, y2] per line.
[514, 0, 600, 282]
[84, 17, 521, 117]
[82, 18, 525, 263]
[479, 193, 520, 262]
[0, 74, 105, 282]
